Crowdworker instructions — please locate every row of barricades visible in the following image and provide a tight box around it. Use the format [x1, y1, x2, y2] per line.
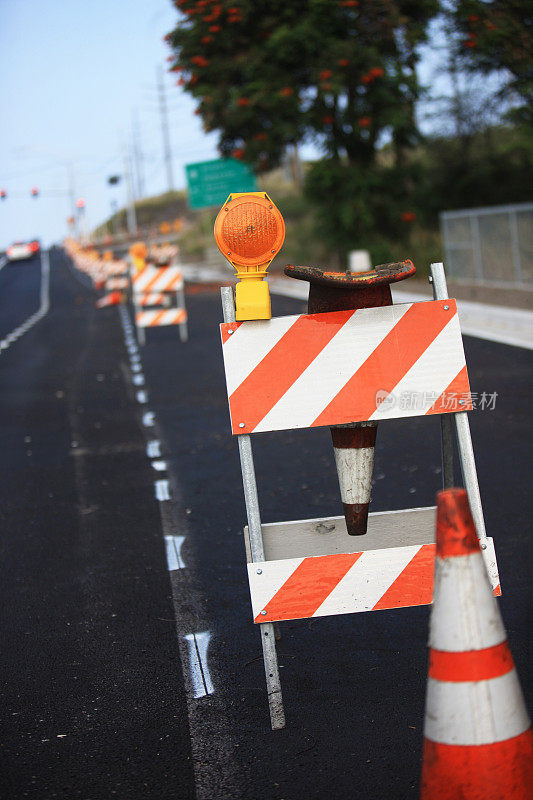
[64, 238, 188, 345]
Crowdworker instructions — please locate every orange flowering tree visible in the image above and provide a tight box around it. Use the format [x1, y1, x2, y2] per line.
[166, 0, 439, 259]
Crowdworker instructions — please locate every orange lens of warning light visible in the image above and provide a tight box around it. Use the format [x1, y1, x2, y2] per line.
[214, 195, 285, 268]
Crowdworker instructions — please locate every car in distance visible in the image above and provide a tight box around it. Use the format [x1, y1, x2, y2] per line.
[6, 240, 40, 261]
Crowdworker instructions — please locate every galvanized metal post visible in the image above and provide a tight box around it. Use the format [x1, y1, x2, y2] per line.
[430, 262, 487, 543]
[430, 271, 455, 489]
[177, 285, 188, 343]
[469, 214, 484, 282]
[508, 210, 523, 285]
[221, 286, 286, 730]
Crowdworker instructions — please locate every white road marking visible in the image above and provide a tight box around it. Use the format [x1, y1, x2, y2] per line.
[0, 250, 50, 357]
[183, 632, 214, 698]
[142, 411, 155, 427]
[155, 479, 170, 501]
[132, 373, 145, 386]
[165, 535, 186, 570]
[146, 440, 161, 458]
[136, 390, 148, 404]
[151, 460, 167, 471]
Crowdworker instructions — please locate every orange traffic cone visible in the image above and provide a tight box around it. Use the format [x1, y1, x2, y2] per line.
[95, 291, 122, 309]
[421, 488, 533, 799]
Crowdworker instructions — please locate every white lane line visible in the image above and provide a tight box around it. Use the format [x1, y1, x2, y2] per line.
[142, 411, 155, 427]
[136, 390, 148, 404]
[183, 632, 214, 698]
[151, 459, 167, 471]
[165, 535, 186, 570]
[0, 250, 50, 356]
[132, 373, 145, 386]
[155, 479, 170, 501]
[146, 440, 161, 458]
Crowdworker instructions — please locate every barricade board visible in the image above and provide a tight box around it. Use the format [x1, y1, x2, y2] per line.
[136, 308, 187, 327]
[136, 292, 171, 307]
[220, 300, 472, 435]
[246, 529, 500, 623]
[106, 276, 129, 290]
[132, 265, 184, 294]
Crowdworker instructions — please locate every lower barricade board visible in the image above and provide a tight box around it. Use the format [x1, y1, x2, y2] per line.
[245, 509, 500, 623]
[136, 308, 187, 327]
[106, 277, 129, 290]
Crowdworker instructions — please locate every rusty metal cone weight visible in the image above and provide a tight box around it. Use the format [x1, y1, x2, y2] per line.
[284, 261, 416, 535]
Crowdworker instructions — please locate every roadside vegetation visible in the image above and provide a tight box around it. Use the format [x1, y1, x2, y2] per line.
[97, 1, 532, 276]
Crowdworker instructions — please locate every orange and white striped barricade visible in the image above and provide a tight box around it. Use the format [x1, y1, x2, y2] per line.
[421, 488, 532, 799]
[219, 261, 501, 730]
[104, 259, 129, 292]
[130, 262, 188, 345]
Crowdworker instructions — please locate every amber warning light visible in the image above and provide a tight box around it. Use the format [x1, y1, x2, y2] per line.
[214, 192, 285, 320]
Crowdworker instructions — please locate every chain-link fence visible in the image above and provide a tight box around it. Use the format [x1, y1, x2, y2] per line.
[440, 202, 533, 288]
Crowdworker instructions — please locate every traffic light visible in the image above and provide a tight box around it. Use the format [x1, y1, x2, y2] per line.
[0, 188, 6, 200]
[30, 186, 39, 197]
[76, 198, 85, 209]
[108, 175, 120, 186]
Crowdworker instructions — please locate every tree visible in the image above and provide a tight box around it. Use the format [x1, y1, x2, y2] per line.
[166, 0, 439, 263]
[448, 0, 533, 121]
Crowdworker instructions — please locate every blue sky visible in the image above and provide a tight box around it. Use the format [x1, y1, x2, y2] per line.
[0, 1, 445, 250]
[0, 0, 222, 248]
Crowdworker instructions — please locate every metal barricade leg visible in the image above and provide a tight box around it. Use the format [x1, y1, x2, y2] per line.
[440, 415, 455, 489]
[454, 411, 487, 543]
[222, 286, 285, 730]
[177, 287, 188, 343]
[430, 262, 487, 544]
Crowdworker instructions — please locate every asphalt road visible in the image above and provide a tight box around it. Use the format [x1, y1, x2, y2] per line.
[1, 249, 531, 799]
[0, 256, 42, 340]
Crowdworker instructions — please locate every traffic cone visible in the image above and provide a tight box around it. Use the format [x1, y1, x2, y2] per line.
[285, 260, 415, 534]
[421, 488, 533, 799]
[95, 291, 122, 309]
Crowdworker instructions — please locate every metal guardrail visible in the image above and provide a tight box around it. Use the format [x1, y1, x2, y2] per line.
[440, 202, 533, 288]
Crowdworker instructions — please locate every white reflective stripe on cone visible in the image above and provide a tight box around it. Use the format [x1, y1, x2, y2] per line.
[429, 552, 507, 652]
[424, 669, 531, 745]
[333, 446, 374, 504]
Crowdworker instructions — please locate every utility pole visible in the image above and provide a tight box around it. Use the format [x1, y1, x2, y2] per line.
[67, 161, 79, 238]
[157, 64, 175, 193]
[122, 143, 138, 235]
[132, 109, 145, 199]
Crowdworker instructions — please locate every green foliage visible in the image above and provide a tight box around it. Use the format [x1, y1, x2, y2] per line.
[167, 0, 439, 167]
[166, 0, 439, 264]
[414, 122, 533, 216]
[449, 0, 533, 111]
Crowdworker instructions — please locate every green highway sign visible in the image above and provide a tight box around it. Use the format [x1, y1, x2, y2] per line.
[185, 158, 258, 209]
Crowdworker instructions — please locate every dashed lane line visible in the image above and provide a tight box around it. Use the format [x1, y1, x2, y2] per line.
[0, 250, 50, 355]
[183, 632, 214, 699]
[117, 304, 216, 710]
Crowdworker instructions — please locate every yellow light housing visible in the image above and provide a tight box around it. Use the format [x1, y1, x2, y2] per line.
[214, 192, 285, 320]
